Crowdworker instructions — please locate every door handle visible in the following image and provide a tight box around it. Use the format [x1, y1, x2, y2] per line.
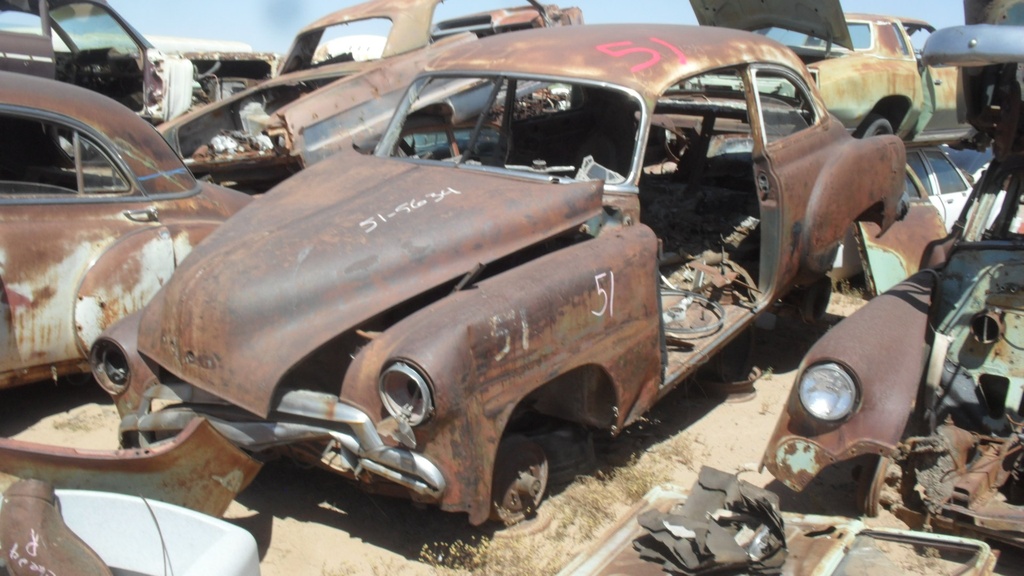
[123, 207, 159, 223]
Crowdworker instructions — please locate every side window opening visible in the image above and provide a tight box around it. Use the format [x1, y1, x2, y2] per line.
[753, 69, 815, 144]
[0, 114, 130, 197]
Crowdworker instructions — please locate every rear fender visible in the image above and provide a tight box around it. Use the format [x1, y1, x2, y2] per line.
[75, 222, 225, 354]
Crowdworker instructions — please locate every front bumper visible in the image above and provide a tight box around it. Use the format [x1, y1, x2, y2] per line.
[121, 385, 446, 500]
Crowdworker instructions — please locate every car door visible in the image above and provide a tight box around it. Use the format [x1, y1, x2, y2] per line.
[0, 110, 173, 387]
[907, 147, 972, 231]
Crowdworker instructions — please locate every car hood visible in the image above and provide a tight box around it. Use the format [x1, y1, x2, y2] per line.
[689, 0, 854, 50]
[136, 156, 606, 416]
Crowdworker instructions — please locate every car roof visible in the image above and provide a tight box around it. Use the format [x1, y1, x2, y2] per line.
[0, 71, 192, 185]
[422, 24, 812, 103]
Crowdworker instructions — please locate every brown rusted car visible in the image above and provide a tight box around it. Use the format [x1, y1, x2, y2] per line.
[762, 0, 1024, 547]
[0, 71, 250, 389]
[692, 0, 967, 142]
[157, 0, 583, 192]
[92, 23, 907, 524]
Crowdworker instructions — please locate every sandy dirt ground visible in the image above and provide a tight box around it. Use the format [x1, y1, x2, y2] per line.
[3, 294, 1023, 575]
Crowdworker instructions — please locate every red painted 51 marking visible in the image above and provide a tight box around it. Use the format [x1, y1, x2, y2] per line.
[596, 37, 687, 72]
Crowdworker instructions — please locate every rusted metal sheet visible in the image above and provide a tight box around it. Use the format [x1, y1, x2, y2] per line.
[690, 0, 855, 50]
[763, 272, 936, 491]
[279, 0, 444, 74]
[556, 485, 997, 576]
[0, 419, 260, 517]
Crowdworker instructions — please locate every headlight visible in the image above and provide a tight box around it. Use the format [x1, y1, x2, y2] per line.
[798, 362, 858, 422]
[379, 361, 434, 426]
[91, 338, 130, 396]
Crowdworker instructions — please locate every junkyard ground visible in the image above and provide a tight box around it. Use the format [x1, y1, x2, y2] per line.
[3, 293, 1023, 575]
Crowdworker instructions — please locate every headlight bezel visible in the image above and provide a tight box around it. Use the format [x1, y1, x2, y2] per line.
[797, 361, 860, 423]
[378, 360, 435, 427]
[90, 337, 131, 396]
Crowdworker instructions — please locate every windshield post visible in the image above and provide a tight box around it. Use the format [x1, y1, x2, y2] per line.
[457, 76, 505, 166]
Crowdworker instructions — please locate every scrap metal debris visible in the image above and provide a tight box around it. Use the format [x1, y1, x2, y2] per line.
[633, 467, 786, 575]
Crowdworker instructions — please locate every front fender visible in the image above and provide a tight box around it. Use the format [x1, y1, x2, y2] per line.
[341, 224, 662, 523]
[763, 270, 935, 491]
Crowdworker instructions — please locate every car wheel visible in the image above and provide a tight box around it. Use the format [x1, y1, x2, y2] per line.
[854, 114, 894, 138]
[490, 435, 549, 525]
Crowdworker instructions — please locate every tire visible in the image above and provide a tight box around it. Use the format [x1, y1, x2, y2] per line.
[854, 114, 894, 138]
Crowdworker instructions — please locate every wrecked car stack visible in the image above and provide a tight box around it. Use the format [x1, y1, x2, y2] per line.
[157, 0, 584, 192]
[91, 22, 907, 524]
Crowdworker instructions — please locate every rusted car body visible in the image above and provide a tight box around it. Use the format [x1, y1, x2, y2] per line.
[157, 0, 583, 192]
[691, 0, 967, 143]
[0, 71, 251, 389]
[0, 0, 279, 124]
[762, 0, 1024, 546]
[93, 24, 906, 525]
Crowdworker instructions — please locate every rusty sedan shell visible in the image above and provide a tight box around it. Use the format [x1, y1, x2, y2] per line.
[96, 23, 907, 525]
[0, 71, 250, 388]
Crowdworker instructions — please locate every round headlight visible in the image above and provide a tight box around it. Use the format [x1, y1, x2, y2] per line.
[90, 338, 130, 396]
[379, 361, 434, 426]
[798, 362, 858, 422]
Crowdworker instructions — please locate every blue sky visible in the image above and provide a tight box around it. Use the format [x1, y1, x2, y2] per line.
[107, 1, 969, 54]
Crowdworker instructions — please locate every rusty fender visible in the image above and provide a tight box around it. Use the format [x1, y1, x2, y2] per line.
[342, 224, 661, 524]
[763, 270, 936, 491]
[0, 418, 260, 517]
[798, 132, 906, 280]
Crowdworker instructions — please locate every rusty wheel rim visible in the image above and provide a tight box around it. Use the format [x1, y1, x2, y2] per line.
[491, 436, 549, 525]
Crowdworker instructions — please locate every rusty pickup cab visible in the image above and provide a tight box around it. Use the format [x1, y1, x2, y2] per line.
[92, 24, 906, 525]
[762, 0, 1024, 547]
[0, 71, 250, 389]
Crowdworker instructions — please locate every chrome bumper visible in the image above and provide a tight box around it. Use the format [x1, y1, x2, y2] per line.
[121, 386, 446, 500]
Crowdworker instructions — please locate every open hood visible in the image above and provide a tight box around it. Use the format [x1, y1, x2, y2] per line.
[689, 0, 854, 51]
[136, 155, 605, 417]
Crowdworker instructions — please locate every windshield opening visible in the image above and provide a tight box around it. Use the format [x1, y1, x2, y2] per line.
[382, 75, 641, 185]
